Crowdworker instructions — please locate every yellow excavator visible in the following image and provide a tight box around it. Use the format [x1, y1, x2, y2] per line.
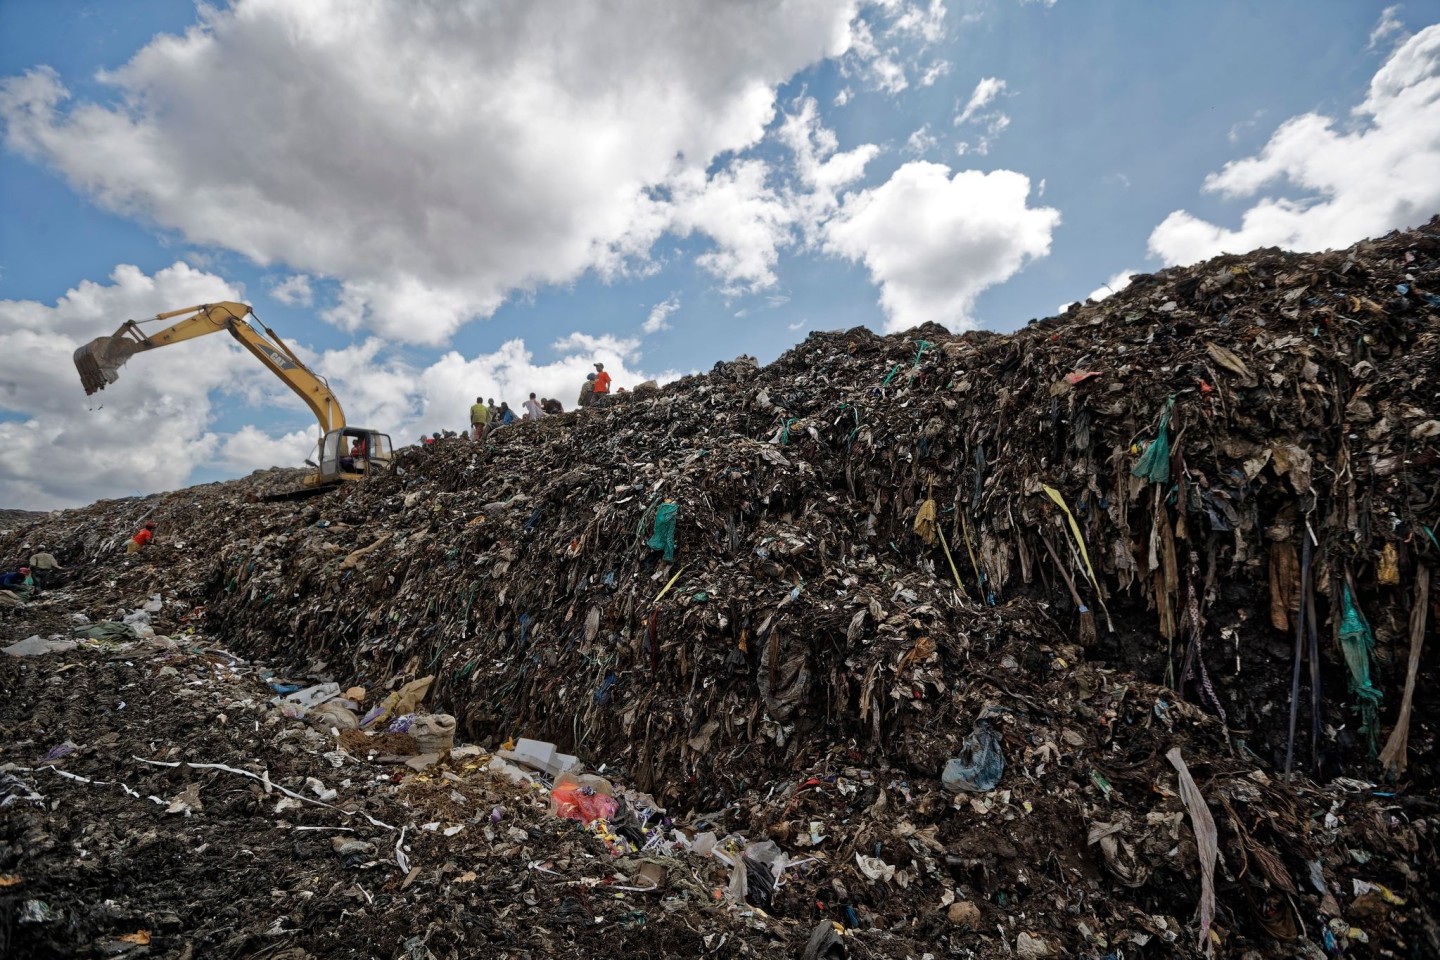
[73, 301, 393, 492]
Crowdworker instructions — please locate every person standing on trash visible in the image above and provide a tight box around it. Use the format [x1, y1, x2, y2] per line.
[127, 522, 156, 554]
[578, 373, 596, 407]
[470, 396, 490, 440]
[523, 392, 545, 421]
[592, 362, 612, 403]
[27, 547, 62, 589]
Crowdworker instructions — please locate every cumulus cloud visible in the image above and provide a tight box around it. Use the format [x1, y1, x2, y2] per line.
[412, 334, 671, 435]
[0, 0, 864, 345]
[643, 296, 680, 334]
[669, 160, 796, 294]
[775, 96, 881, 246]
[824, 162, 1060, 332]
[268, 274, 313, 307]
[1149, 25, 1440, 266]
[0, 262, 278, 509]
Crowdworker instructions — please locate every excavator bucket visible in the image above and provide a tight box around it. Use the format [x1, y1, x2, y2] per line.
[73, 334, 141, 395]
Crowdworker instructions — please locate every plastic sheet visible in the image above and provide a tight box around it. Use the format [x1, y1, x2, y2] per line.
[941, 716, 1005, 793]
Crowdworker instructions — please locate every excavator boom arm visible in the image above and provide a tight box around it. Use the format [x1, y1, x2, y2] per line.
[73, 302, 345, 434]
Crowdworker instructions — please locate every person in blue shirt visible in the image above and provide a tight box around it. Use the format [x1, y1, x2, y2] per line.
[0, 566, 34, 600]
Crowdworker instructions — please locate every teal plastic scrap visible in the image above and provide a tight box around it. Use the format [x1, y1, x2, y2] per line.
[646, 502, 679, 561]
[1338, 583, 1383, 754]
[1131, 395, 1176, 484]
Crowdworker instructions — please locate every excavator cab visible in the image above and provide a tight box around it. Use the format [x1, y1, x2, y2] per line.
[315, 428, 393, 483]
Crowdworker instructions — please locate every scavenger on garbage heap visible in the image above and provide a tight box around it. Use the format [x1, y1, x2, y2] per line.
[470, 395, 489, 440]
[497, 401, 517, 426]
[0, 565, 35, 599]
[592, 361, 612, 401]
[27, 547, 62, 589]
[578, 372, 596, 407]
[523, 392, 545, 420]
[127, 522, 156, 554]
[542, 396, 563, 416]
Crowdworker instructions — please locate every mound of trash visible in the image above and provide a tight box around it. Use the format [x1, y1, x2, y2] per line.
[3, 218, 1439, 958]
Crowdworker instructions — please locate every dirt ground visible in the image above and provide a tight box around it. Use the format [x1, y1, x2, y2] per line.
[2, 638, 801, 959]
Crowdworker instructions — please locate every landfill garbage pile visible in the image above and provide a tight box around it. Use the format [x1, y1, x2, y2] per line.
[3, 218, 1439, 958]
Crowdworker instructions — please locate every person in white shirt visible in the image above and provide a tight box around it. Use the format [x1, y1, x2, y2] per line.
[523, 392, 545, 421]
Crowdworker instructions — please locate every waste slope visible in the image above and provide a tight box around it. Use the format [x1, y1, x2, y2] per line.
[2, 218, 1437, 957]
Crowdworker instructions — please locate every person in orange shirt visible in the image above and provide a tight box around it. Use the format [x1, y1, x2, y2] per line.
[592, 362, 612, 400]
[127, 522, 156, 554]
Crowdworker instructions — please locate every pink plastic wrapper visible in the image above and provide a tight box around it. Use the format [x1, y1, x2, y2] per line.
[552, 783, 618, 824]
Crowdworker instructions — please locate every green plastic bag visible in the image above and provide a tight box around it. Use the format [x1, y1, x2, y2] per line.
[1132, 396, 1176, 484]
[1338, 583, 1383, 753]
[647, 502, 678, 561]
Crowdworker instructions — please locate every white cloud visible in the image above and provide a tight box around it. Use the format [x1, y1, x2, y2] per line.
[775, 96, 881, 246]
[956, 113, 1010, 156]
[669, 160, 796, 293]
[643, 295, 680, 334]
[269, 274, 313, 306]
[906, 123, 940, 154]
[956, 77, 1006, 125]
[1086, 268, 1137, 303]
[0, 0, 863, 346]
[834, 87, 853, 106]
[920, 60, 951, 86]
[218, 425, 315, 474]
[953, 76, 1010, 155]
[0, 262, 287, 509]
[824, 161, 1060, 332]
[1369, 5, 1407, 51]
[842, 1, 956, 96]
[888, 0, 948, 44]
[1227, 109, 1266, 144]
[1150, 25, 1440, 266]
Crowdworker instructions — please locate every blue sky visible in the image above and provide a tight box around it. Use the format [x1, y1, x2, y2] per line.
[1, 1, 1437, 509]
